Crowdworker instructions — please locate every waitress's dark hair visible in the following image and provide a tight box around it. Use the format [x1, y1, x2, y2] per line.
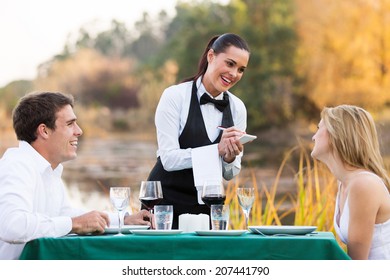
[181, 33, 250, 83]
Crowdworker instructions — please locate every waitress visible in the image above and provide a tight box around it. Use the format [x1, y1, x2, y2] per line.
[147, 33, 251, 228]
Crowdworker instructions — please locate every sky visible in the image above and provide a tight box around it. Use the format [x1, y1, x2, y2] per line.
[0, 0, 179, 88]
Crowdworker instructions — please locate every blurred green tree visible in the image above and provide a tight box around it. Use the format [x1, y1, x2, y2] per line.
[0, 80, 33, 113]
[155, 0, 300, 130]
[3, 0, 390, 135]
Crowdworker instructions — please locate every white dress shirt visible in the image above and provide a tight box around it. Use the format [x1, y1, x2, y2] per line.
[155, 77, 247, 180]
[0, 141, 116, 260]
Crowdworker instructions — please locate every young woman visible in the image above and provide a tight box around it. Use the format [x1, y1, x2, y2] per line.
[311, 105, 390, 259]
[147, 33, 251, 228]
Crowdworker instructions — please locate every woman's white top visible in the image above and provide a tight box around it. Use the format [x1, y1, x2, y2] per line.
[334, 171, 390, 259]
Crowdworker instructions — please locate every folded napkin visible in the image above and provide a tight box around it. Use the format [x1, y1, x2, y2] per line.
[191, 144, 222, 204]
[178, 213, 210, 232]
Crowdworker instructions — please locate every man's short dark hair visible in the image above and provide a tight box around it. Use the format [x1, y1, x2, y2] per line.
[12, 91, 74, 143]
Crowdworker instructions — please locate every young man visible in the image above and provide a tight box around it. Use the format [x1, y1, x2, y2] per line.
[0, 91, 151, 259]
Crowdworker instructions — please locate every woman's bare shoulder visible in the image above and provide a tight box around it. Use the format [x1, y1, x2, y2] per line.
[349, 172, 386, 198]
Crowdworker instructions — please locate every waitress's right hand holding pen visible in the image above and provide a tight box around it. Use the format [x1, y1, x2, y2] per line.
[217, 126, 245, 163]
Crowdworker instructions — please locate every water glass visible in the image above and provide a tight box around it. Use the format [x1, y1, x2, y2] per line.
[109, 187, 131, 236]
[237, 187, 255, 229]
[210, 204, 229, 230]
[154, 205, 173, 230]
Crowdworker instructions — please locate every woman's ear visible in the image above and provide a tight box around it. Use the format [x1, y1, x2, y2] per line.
[207, 49, 215, 63]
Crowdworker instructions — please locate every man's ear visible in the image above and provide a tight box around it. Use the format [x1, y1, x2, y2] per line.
[37, 124, 49, 139]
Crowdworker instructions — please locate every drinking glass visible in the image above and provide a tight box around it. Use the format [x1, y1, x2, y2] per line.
[110, 187, 131, 236]
[201, 180, 226, 208]
[237, 187, 255, 229]
[210, 204, 230, 230]
[139, 181, 163, 213]
[154, 205, 173, 230]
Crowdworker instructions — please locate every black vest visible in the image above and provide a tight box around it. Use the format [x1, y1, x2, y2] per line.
[147, 81, 234, 228]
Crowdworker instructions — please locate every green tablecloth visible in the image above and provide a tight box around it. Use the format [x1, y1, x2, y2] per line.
[19, 231, 350, 260]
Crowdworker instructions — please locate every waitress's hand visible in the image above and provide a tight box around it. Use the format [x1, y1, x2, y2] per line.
[218, 127, 244, 163]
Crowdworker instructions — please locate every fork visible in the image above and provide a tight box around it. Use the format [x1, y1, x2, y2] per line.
[253, 230, 318, 237]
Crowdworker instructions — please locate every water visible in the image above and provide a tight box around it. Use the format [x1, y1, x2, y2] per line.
[62, 137, 157, 211]
[237, 195, 255, 210]
[211, 204, 230, 230]
[212, 219, 229, 230]
[155, 211, 173, 230]
[110, 197, 130, 211]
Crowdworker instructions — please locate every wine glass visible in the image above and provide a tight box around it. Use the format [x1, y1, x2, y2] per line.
[110, 187, 131, 236]
[139, 181, 163, 214]
[201, 180, 226, 208]
[237, 187, 255, 229]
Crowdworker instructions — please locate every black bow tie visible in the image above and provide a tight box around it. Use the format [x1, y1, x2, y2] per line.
[200, 93, 229, 112]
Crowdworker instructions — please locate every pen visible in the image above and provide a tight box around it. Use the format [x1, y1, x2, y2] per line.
[218, 126, 247, 135]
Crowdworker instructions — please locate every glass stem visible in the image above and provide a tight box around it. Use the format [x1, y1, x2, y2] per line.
[243, 209, 250, 229]
[150, 209, 154, 229]
[118, 210, 123, 233]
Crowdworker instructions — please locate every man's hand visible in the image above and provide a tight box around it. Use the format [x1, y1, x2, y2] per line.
[124, 209, 153, 227]
[71, 210, 109, 235]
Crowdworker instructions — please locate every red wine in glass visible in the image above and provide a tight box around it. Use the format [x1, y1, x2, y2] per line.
[201, 180, 225, 208]
[140, 197, 163, 210]
[139, 181, 163, 213]
[201, 194, 226, 207]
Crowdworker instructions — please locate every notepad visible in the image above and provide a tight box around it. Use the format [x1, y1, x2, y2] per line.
[239, 133, 257, 144]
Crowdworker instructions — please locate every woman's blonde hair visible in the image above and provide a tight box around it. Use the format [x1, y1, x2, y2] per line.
[321, 104, 390, 188]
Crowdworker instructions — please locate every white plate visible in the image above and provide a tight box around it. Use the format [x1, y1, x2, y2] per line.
[130, 230, 183, 236]
[248, 226, 317, 235]
[195, 230, 247, 236]
[104, 225, 150, 234]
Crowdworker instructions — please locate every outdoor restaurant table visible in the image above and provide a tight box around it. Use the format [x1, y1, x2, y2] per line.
[19, 231, 350, 260]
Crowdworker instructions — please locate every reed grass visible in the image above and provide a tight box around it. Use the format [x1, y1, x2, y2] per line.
[227, 142, 345, 248]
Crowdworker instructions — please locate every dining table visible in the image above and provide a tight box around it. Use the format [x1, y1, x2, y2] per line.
[19, 230, 350, 260]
